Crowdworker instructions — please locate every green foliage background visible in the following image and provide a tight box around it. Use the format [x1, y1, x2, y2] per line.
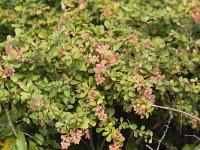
[0, 0, 200, 149]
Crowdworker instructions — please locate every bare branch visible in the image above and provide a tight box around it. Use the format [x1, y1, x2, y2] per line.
[5, 108, 17, 137]
[146, 144, 154, 150]
[156, 115, 172, 150]
[153, 104, 200, 122]
[185, 134, 200, 141]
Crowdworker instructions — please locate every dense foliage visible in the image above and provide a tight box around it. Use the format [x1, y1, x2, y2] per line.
[0, 0, 200, 149]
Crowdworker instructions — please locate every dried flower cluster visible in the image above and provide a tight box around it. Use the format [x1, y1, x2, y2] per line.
[189, 112, 199, 129]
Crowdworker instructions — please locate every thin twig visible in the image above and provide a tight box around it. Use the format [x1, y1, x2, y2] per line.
[146, 144, 154, 150]
[99, 137, 105, 150]
[125, 131, 133, 150]
[185, 134, 200, 141]
[16, 129, 33, 138]
[0, 124, 5, 128]
[122, 34, 135, 42]
[89, 129, 96, 150]
[156, 116, 172, 150]
[153, 104, 200, 121]
[5, 108, 17, 137]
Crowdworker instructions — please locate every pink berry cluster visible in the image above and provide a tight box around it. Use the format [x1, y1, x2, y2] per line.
[191, 7, 200, 24]
[109, 132, 124, 150]
[61, 129, 90, 149]
[93, 104, 108, 122]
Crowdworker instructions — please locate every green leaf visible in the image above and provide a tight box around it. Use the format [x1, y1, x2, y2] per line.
[15, 28, 22, 36]
[75, 74, 82, 81]
[15, 6, 23, 11]
[29, 141, 38, 150]
[16, 132, 27, 150]
[70, 80, 80, 85]
[106, 134, 112, 142]
[102, 131, 109, 136]
[106, 108, 115, 117]
[34, 134, 44, 145]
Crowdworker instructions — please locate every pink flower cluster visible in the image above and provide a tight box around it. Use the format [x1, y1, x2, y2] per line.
[129, 35, 138, 44]
[94, 63, 106, 74]
[78, 44, 84, 52]
[81, 33, 90, 40]
[61, 129, 84, 149]
[144, 88, 155, 104]
[30, 100, 38, 111]
[133, 104, 146, 118]
[105, 52, 120, 64]
[84, 54, 99, 64]
[6, 43, 13, 54]
[0, 66, 3, 76]
[87, 90, 98, 102]
[114, 132, 125, 142]
[5, 66, 15, 76]
[192, 8, 200, 24]
[154, 68, 165, 80]
[93, 104, 108, 122]
[109, 144, 121, 150]
[96, 44, 109, 54]
[134, 83, 142, 91]
[85, 129, 90, 139]
[5, 43, 23, 59]
[95, 75, 105, 85]
[143, 42, 152, 49]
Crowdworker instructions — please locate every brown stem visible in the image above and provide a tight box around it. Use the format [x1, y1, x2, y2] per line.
[5, 108, 17, 137]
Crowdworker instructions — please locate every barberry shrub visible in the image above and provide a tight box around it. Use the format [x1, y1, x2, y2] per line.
[0, 0, 200, 149]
